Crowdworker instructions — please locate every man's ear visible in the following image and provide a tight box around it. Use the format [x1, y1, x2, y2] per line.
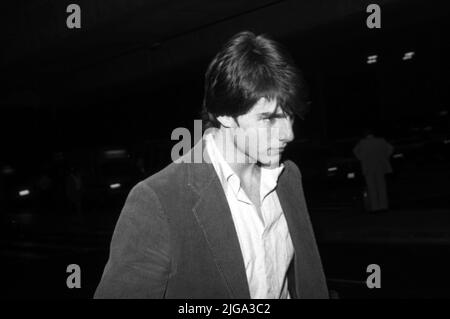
[216, 115, 238, 128]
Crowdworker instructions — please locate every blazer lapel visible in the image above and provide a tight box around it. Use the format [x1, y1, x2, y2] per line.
[186, 139, 251, 299]
[277, 176, 302, 298]
[277, 162, 328, 298]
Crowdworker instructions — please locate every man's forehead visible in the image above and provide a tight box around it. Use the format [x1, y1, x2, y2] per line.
[250, 98, 281, 115]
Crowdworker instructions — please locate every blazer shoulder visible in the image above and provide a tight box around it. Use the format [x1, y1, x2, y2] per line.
[284, 159, 302, 179]
[134, 160, 193, 210]
[140, 161, 188, 192]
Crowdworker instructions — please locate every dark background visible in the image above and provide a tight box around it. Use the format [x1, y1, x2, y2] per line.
[1, 0, 449, 298]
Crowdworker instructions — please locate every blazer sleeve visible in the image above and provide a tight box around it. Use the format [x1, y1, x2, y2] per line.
[94, 181, 171, 299]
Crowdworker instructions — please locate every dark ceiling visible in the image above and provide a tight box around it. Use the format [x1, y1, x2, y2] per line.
[1, 0, 449, 160]
[1, 0, 448, 108]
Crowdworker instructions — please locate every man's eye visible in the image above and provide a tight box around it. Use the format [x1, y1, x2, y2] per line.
[263, 117, 276, 123]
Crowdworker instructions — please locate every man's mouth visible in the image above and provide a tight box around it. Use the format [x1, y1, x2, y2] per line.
[273, 144, 287, 151]
[268, 147, 284, 154]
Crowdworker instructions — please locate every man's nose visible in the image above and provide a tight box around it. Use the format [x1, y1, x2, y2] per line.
[279, 117, 294, 143]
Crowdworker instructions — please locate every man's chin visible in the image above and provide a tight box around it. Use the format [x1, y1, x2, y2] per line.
[257, 156, 282, 168]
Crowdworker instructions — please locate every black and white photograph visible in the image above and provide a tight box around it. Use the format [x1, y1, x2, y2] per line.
[1, 0, 450, 302]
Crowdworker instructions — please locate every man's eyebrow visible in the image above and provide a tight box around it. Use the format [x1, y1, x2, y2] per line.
[258, 111, 287, 118]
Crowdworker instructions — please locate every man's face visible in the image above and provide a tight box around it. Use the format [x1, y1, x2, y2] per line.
[221, 97, 295, 167]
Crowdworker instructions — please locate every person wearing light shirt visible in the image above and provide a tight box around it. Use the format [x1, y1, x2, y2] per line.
[95, 31, 328, 299]
[353, 128, 394, 213]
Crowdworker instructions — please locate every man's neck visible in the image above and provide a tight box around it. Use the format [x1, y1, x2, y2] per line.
[230, 162, 261, 186]
[212, 128, 260, 183]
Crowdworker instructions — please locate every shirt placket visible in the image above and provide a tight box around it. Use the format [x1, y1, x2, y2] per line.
[261, 190, 280, 299]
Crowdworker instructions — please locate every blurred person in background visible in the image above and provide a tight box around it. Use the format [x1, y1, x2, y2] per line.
[353, 127, 394, 213]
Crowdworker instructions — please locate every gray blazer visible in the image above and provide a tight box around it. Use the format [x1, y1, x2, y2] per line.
[94, 139, 328, 299]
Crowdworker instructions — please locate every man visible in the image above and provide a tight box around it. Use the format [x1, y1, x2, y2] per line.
[94, 31, 328, 299]
[353, 128, 394, 213]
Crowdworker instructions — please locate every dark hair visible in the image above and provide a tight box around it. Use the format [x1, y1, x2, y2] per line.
[201, 31, 309, 129]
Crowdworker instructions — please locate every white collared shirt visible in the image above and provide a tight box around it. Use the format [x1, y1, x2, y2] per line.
[204, 130, 294, 299]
